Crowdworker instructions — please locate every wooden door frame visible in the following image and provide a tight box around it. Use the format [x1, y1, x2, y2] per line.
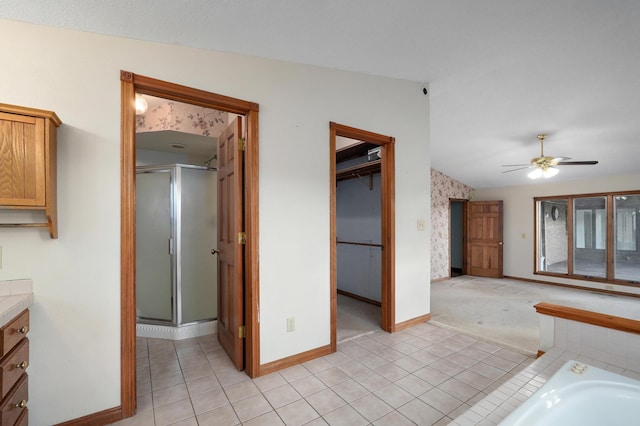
[329, 122, 395, 352]
[449, 199, 468, 276]
[120, 71, 260, 418]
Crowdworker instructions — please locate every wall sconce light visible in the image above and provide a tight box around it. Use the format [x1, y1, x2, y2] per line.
[135, 94, 148, 115]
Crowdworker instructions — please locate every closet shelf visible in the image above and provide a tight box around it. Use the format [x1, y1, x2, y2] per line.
[336, 159, 381, 182]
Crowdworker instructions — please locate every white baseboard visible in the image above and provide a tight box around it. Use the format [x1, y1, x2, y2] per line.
[137, 320, 217, 340]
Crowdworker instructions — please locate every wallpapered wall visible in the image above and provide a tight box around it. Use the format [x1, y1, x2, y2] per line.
[431, 169, 474, 280]
[136, 99, 227, 137]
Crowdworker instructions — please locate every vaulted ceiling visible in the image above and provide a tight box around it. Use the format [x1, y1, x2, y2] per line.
[2, 0, 639, 188]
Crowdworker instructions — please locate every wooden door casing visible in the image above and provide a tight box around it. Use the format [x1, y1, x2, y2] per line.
[467, 200, 503, 278]
[122, 70, 261, 420]
[217, 117, 244, 370]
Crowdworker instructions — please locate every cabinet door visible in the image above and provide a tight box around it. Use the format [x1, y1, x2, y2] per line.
[0, 112, 46, 207]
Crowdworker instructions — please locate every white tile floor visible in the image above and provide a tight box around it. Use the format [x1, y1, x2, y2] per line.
[111, 322, 534, 425]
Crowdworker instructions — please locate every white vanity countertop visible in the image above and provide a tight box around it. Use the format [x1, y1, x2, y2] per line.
[0, 279, 33, 328]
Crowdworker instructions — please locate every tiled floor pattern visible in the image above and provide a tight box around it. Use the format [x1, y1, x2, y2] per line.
[112, 322, 534, 425]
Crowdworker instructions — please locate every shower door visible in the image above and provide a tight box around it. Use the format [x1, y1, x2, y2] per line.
[136, 165, 217, 326]
[136, 168, 174, 323]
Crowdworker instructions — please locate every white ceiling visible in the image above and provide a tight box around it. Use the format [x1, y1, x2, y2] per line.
[2, 0, 639, 188]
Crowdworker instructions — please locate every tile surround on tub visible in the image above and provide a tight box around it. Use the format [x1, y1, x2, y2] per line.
[450, 347, 640, 425]
[456, 313, 640, 425]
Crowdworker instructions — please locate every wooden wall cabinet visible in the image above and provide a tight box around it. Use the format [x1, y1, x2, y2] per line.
[0, 103, 61, 238]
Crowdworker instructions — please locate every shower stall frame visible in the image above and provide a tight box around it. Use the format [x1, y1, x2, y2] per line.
[136, 164, 217, 333]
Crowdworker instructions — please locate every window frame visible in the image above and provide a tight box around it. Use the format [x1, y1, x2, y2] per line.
[534, 190, 640, 286]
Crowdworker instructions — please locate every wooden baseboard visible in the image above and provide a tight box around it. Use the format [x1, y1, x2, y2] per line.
[259, 344, 332, 377]
[536, 350, 545, 358]
[394, 313, 432, 332]
[337, 289, 381, 307]
[55, 406, 122, 426]
[430, 277, 449, 283]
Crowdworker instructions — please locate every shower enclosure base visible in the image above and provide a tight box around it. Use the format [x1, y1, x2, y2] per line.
[136, 320, 216, 340]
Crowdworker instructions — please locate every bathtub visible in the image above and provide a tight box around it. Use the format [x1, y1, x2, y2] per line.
[500, 360, 640, 425]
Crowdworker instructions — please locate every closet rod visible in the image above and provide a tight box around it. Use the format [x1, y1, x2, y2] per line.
[337, 240, 383, 248]
[0, 223, 49, 228]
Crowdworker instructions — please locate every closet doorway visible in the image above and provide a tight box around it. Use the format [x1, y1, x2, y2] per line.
[329, 122, 395, 352]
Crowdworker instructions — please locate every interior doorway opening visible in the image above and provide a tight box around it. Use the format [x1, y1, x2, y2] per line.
[329, 122, 396, 352]
[450, 199, 467, 277]
[335, 135, 383, 341]
[135, 94, 222, 339]
[120, 71, 260, 418]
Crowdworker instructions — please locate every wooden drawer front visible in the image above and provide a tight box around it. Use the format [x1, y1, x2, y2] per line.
[0, 311, 29, 358]
[0, 338, 28, 400]
[0, 373, 27, 426]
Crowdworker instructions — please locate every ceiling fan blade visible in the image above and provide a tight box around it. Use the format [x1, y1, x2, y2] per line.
[557, 160, 599, 165]
[501, 166, 531, 173]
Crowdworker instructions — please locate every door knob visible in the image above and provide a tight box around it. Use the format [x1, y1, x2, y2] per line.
[211, 249, 220, 255]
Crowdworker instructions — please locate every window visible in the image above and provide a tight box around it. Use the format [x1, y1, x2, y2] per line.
[615, 195, 640, 281]
[573, 196, 606, 278]
[538, 199, 568, 274]
[535, 191, 640, 285]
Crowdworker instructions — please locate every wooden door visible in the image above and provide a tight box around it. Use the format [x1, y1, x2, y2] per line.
[217, 117, 244, 370]
[467, 200, 503, 278]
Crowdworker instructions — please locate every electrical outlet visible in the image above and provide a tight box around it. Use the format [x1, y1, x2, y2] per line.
[417, 219, 425, 231]
[521, 233, 526, 239]
[286, 317, 295, 332]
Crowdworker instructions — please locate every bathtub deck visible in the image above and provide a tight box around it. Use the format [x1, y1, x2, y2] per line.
[449, 347, 640, 425]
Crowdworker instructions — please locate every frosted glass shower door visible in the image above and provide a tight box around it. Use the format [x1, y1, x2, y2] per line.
[179, 167, 217, 323]
[136, 170, 174, 322]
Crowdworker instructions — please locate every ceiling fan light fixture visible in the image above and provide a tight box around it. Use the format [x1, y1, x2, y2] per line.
[527, 168, 543, 179]
[528, 166, 559, 179]
[503, 133, 597, 178]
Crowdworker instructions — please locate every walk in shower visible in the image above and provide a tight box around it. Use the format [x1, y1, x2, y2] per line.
[136, 164, 217, 339]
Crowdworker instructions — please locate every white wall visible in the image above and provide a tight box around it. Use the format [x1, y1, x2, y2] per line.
[0, 19, 430, 424]
[473, 174, 640, 296]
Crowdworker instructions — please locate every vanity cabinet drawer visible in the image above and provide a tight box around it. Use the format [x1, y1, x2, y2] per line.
[0, 311, 29, 358]
[0, 373, 27, 426]
[0, 339, 28, 400]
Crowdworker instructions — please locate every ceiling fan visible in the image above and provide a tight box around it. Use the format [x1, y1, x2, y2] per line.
[502, 134, 598, 179]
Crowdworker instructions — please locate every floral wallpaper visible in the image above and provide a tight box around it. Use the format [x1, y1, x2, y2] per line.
[136, 100, 227, 137]
[431, 169, 474, 280]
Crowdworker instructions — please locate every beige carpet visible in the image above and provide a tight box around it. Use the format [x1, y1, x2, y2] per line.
[337, 294, 380, 342]
[430, 275, 640, 355]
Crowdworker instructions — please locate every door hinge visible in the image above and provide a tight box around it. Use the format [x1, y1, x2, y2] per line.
[238, 232, 246, 245]
[238, 325, 246, 339]
[238, 137, 246, 151]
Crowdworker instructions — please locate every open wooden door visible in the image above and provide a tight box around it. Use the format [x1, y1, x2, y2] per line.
[217, 116, 245, 370]
[467, 200, 503, 278]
